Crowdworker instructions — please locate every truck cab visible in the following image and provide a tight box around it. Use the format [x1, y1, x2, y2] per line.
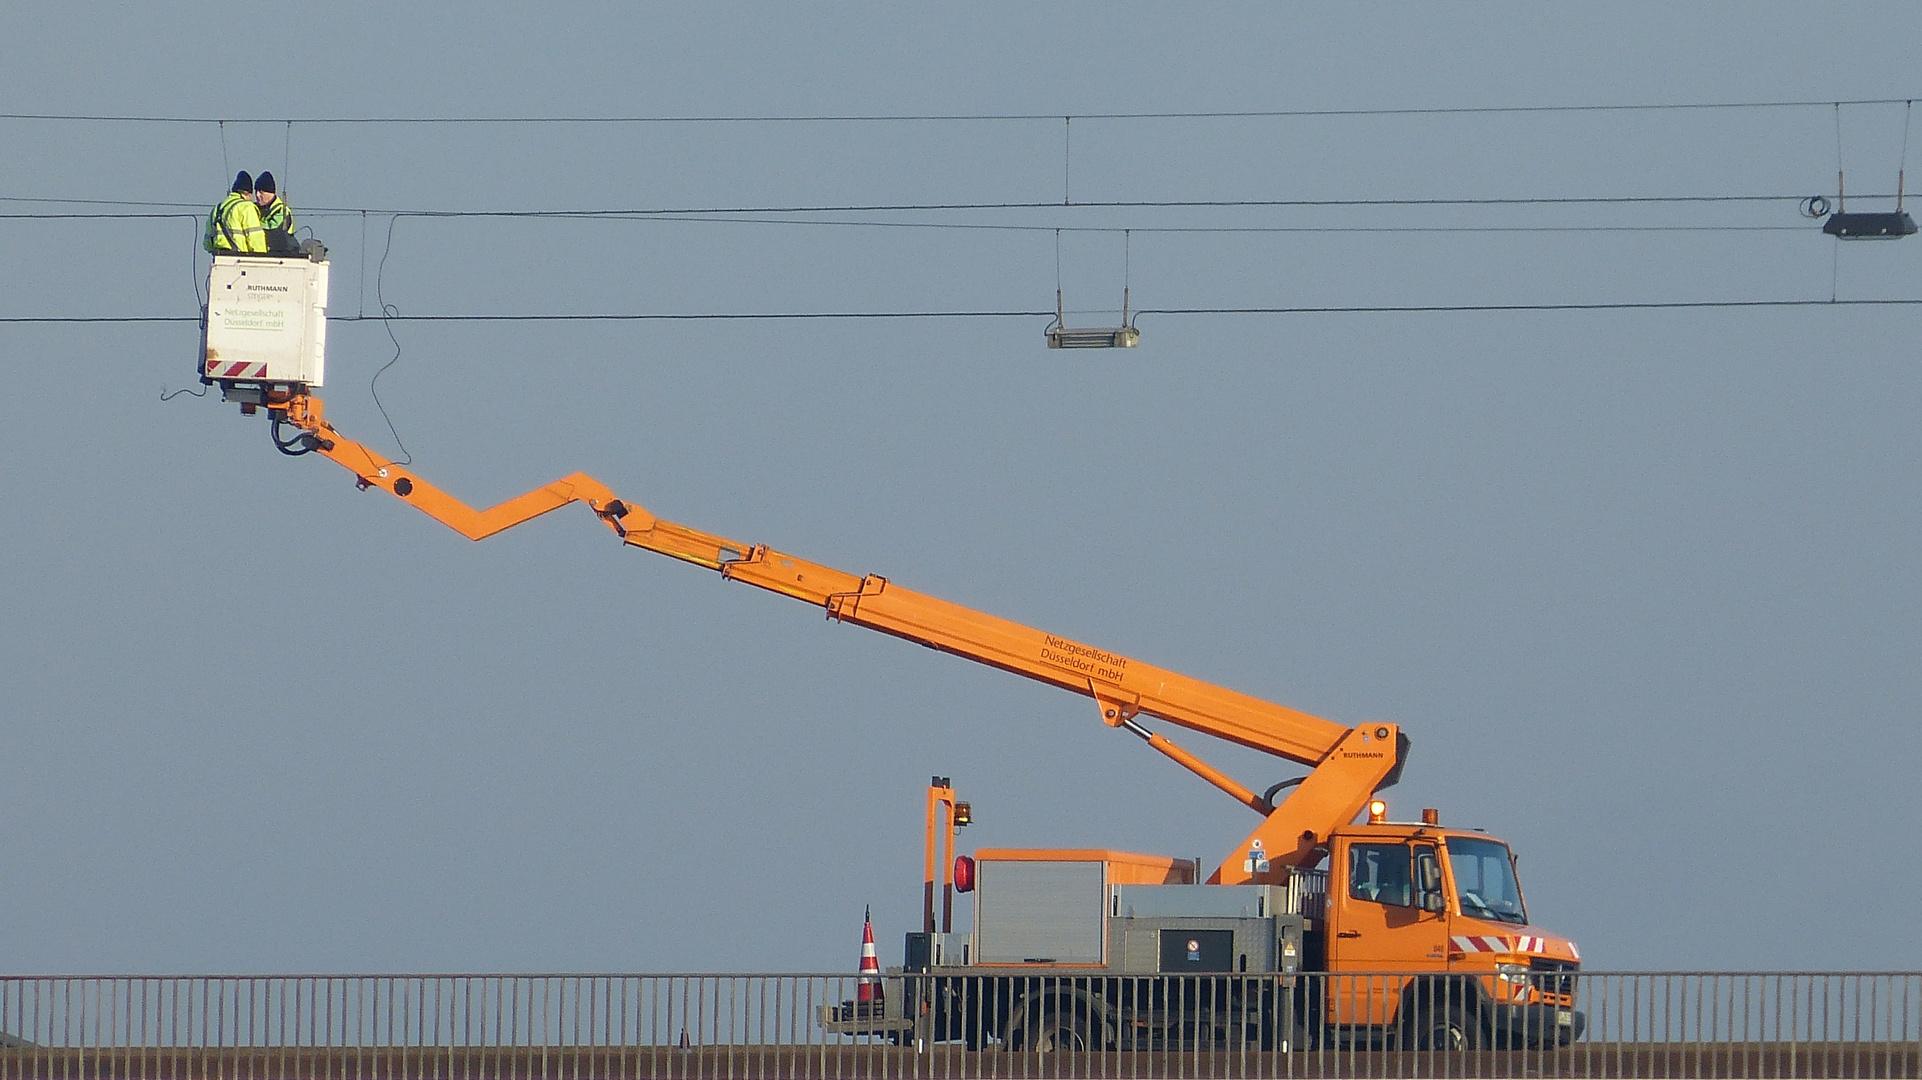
[1322, 810, 1582, 1048]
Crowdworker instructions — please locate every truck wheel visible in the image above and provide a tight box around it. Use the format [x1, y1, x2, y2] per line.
[1412, 1006, 1481, 1051]
[1022, 1007, 1092, 1052]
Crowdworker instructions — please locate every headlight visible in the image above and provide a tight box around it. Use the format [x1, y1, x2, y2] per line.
[1496, 963, 1530, 985]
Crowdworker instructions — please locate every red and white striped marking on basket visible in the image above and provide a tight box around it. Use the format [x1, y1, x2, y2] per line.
[1452, 934, 1550, 954]
[206, 361, 267, 379]
[855, 905, 882, 1003]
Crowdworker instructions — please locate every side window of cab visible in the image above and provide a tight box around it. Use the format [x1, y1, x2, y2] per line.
[1347, 843, 1414, 907]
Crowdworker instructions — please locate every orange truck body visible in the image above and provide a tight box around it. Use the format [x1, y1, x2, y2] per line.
[234, 390, 1582, 1049]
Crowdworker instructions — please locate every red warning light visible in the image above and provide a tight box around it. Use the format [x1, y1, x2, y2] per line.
[953, 855, 976, 893]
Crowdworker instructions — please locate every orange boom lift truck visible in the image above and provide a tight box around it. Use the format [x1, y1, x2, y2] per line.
[203, 295, 1581, 1049]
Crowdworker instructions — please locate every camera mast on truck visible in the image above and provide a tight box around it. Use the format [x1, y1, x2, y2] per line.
[199, 279, 1583, 1050]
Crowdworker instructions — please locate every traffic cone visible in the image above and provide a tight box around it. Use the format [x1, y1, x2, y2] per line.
[856, 905, 883, 1007]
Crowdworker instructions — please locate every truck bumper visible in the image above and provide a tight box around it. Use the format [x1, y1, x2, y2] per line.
[1488, 1002, 1585, 1047]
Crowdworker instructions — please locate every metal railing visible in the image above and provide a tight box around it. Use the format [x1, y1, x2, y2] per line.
[0, 971, 1913, 1078]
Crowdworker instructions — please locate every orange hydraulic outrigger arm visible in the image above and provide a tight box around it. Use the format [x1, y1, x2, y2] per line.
[267, 394, 1407, 884]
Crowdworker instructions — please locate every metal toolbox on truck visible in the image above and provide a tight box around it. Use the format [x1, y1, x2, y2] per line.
[973, 850, 1194, 966]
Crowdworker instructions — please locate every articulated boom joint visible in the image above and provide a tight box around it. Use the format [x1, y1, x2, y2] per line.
[1092, 687, 1139, 727]
[597, 499, 633, 537]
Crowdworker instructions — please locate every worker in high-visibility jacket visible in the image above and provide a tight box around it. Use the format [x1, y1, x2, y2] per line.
[253, 171, 298, 253]
[204, 171, 266, 254]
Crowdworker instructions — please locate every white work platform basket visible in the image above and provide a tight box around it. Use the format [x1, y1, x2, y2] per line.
[201, 254, 329, 389]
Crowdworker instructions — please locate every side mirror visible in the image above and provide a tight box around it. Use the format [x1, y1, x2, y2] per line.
[1416, 851, 1446, 913]
[1417, 852, 1443, 892]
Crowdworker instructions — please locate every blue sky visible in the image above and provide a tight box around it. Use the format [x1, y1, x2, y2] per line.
[1, 4, 1918, 973]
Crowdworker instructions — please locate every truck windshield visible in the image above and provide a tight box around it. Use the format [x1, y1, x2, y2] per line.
[1445, 837, 1527, 924]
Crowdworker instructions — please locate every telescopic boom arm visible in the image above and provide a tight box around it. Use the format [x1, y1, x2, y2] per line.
[267, 394, 1407, 883]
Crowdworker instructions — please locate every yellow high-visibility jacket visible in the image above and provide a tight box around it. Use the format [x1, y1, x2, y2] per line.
[205, 192, 266, 253]
[259, 196, 295, 246]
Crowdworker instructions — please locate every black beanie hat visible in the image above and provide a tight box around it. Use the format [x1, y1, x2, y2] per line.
[254, 172, 276, 194]
[232, 170, 253, 193]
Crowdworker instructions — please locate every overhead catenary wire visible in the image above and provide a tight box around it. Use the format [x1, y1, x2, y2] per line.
[1900, 100, 1912, 211]
[0, 210, 1851, 239]
[0, 190, 1898, 242]
[3, 97, 1919, 124]
[1138, 298, 1922, 315]
[0, 212, 201, 220]
[159, 208, 210, 403]
[1053, 229, 1062, 305]
[1063, 117, 1071, 205]
[28, 99, 1902, 409]
[454, 216, 1810, 235]
[369, 214, 411, 465]
[10, 97, 1906, 236]
[187, 215, 205, 309]
[5, 192, 1874, 214]
[283, 120, 293, 197]
[7, 298, 1920, 326]
[1836, 103, 1848, 212]
[0, 208, 1835, 236]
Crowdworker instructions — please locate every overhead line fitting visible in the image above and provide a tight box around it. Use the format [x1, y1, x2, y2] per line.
[1809, 99, 1917, 240]
[1047, 228, 1138, 349]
